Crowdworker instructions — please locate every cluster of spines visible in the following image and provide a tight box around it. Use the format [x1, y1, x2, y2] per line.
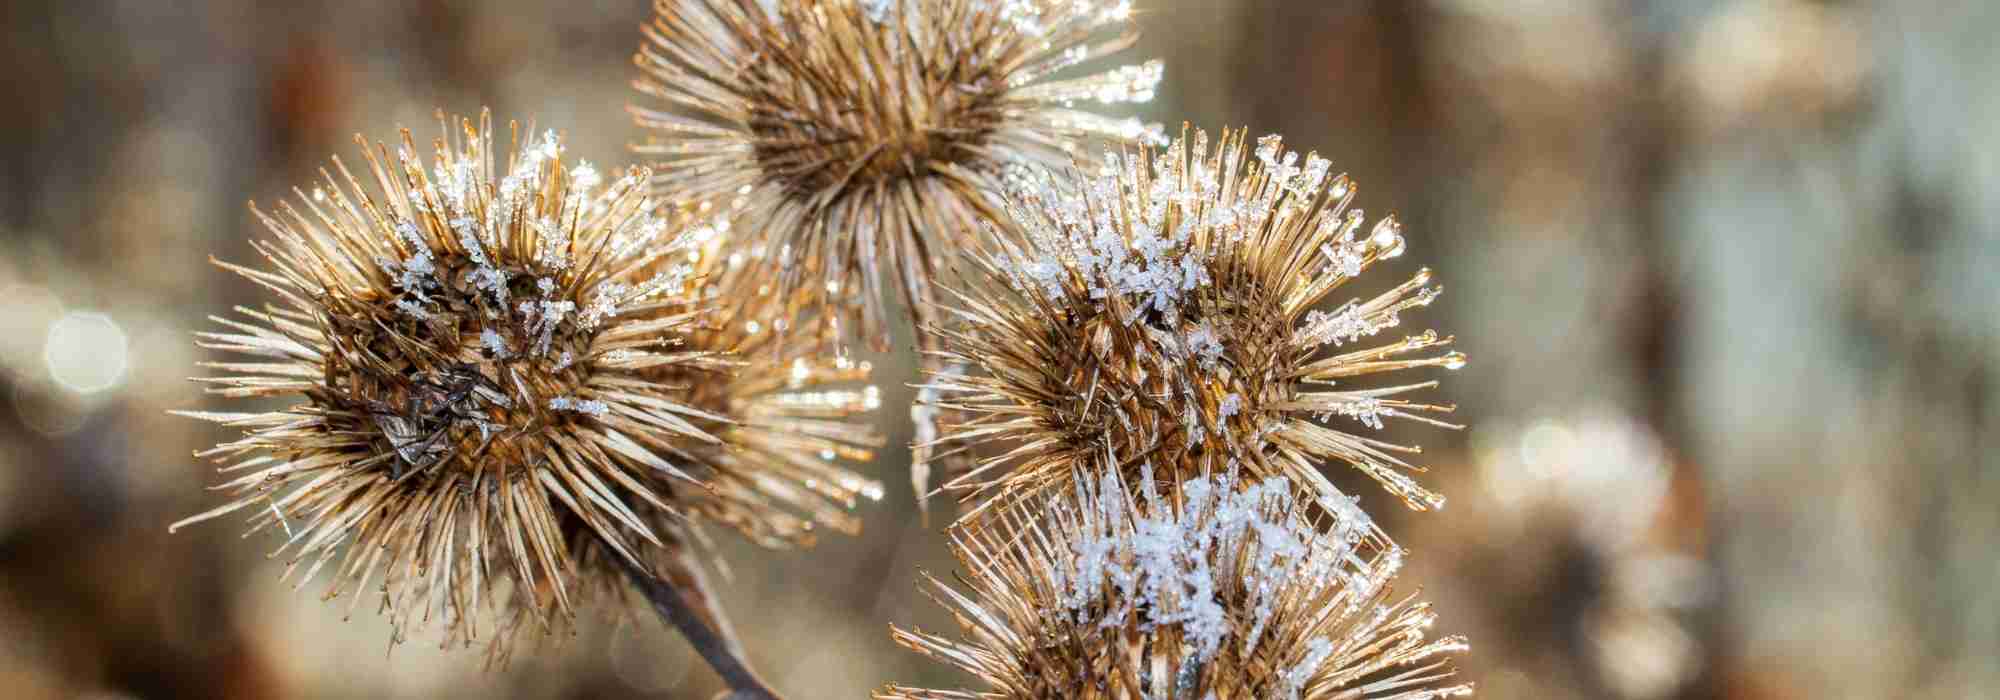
[176, 112, 883, 658]
[630, 0, 1165, 354]
[880, 126, 1474, 697]
[174, 3, 1486, 695]
[920, 128, 1464, 522]
[879, 469, 1471, 699]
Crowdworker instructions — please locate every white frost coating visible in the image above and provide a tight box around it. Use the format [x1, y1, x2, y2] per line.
[999, 158, 1211, 324]
[392, 299, 430, 320]
[377, 128, 654, 330]
[547, 396, 608, 416]
[1323, 238, 1367, 279]
[1282, 638, 1336, 697]
[1219, 392, 1243, 418]
[1302, 304, 1393, 348]
[858, 0, 894, 23]
[385, 221, 442, 309]
[1334, 397, 1388, 430]
[521, 299, 576, 356]
[999, 130, 1410, 336]
[1052, 469, 1379, 665]
[1185, 321, 1223, 367]
[479, 328, 511, 359]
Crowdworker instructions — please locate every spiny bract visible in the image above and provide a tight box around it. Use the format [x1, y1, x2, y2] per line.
[878, 468, 1473, 700]
[174, 111, 875, 655]
[657, 225, 889, 548]
[631, 0, 1164, 351]
[924, 128, 1465, 520]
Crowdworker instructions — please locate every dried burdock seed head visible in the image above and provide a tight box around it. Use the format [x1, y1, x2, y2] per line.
[173, 110, 783, 654]
[924, 127, 1465, 519]
[632, 0, 1164, 351]
[878, 467, 1473, 700]
[642, 221, 888, 549]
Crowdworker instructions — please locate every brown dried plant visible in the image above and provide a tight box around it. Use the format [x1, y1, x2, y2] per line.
[922, 128, 1466, 522]
[878, 467, 1473, 699]
[172, 112, 877, 664]
[631, 0, 1164, 353]
[642, 215, 887, 551]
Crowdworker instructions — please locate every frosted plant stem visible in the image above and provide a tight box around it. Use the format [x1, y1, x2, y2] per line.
[617, 553, 781, 700]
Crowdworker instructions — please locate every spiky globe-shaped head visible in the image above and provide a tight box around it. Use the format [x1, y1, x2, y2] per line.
[925, 128, 1465, 519]
[174, 111, 837, 653]
[878, 468, 1473, 699]
[632, 0, 1164, 350]
[639, 222, 888, 548]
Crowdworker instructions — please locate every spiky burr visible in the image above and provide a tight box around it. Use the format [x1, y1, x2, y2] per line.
[172, 112, 875, 677]
[639, 216, 888, 550]
[630, 0, 1164, 353]
[878, 467, 1473, 699]
[922, 127, 1465, 521]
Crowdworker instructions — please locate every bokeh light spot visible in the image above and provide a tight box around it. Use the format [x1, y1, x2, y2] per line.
[45, 311, 129, 394]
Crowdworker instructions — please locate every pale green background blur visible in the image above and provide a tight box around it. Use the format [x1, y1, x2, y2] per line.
[0, 1, 1994, 698]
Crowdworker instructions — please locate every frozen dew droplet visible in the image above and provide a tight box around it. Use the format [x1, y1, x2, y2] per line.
[1442, 352, 1467, 370]
[1370, 215, 1405, 258]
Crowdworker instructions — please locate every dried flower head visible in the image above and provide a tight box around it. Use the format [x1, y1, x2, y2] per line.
[879, 468, 1472, 699]
[925, 128, 1465, 518]
[651, 230, 888, 548]
[632, 0, 1164, 350]
[173, 111, 791, 652]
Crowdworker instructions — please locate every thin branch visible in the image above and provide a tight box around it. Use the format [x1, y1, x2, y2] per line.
[617, 553, 783, 700]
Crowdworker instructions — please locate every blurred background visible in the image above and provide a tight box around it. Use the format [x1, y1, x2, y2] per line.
[0, 0, 1994, 698]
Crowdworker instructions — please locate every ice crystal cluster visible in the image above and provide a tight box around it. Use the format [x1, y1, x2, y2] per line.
[924, 128, 1466, 517]
[173, 112, 872, 654]
[877, 470, 1472, 699]
[631, 0, 1164, 351]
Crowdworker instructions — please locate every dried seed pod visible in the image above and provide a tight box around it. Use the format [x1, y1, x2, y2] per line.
[631, 0, 1164, 352]
[925, 128, 1465, 518]
[174, 111, 874, 656]
[652, 224, 888, 548]
[879, 468, 1472, 699]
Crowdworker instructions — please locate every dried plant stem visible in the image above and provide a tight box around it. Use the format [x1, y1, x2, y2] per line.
[617, 553, 781, 700]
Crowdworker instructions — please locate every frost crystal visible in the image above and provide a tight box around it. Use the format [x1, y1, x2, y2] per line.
[393, 298, 430, 320]
[1303, 305, 1390, 348]
[388, 221, 443, 300]
[1054, 471, 1371, 665]
[858, 0, 894, 23]
[1001, 166, 1212, 324]
[569, 162, 600, 191]
[1335, 397, 1387, 429]
[582, 282, 627, 329]
[522, 299, 576, 356]
[1323, 239, 1367, 279]
[1282, 638, 1337, 697]
[547, 396, 608, 417]
[479, 329, 511, 359]
[1186, 322, 1224, 366]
